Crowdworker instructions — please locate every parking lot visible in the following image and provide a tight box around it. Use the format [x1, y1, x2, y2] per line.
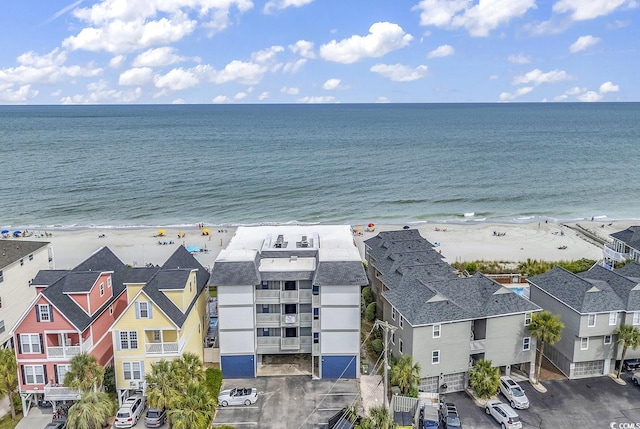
[445, 373, 640, 428]
[213, 376, 359, 428]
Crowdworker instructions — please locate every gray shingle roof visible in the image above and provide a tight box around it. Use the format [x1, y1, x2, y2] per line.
[611, 226, 640, 250]
[578, 264, 640, 310]
[61, 272, 102, 293]
[528, 266, 626, 313]
[209, 259, 261, 286]
[32, 270, 67, 287]
[369, 230, 539, 326]
[0, 240, 49, 269]
[616, 262, 640, 279]
[314, 261, 368, 286]
[261, 271, 314, 281]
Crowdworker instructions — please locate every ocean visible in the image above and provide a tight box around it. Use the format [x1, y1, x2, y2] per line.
[1, 103, 639, 230]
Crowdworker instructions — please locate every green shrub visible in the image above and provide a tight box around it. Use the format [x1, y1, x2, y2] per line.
[205, 368, 223, 401]
[362, 286, 374, 306]
[370, 339, 383, 354]
[103, 365, 116, 394]
[468, 359, 500, 399]
[364, 302, 376, 322]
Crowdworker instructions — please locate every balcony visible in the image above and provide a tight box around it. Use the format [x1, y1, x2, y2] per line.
[299, 313, 312, 327]
[281, 337, 300, 350]
[256, 313, 280, 327]
[604, 244, 630, 262]
[44, 384, 81, 401]
[470, 339, 486, 353]
[299, 289, 312, 303]
[281, 314, 298, 326]
[146, 337, 185, 356]
[280, 290, 299, 303]
[255, 290, 281, 303]
[46, 336, 93, 359]
[256, 337, 281, 354]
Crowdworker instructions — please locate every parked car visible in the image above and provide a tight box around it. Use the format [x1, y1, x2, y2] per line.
[499, 376, 529, 409]
[144, 407, 167, 427]
[632, 372, 640, 386]
[623, 358, 640, 372]
[44, 419, 67, 429]
[114, 394, 146, 428]
[218, 387, 258, 406]
[485, 400, 522, 428]
[438, 402, 462, 428]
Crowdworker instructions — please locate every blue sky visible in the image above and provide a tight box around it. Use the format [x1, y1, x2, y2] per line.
[0, 0, 637, 104]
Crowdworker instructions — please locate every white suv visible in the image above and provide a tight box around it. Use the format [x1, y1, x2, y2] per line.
[485, 400, 522, 428]
[114, 394, 146, 428]
[499, 376, 529, 409]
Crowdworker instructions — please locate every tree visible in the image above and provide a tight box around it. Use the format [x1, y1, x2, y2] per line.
[172, 353, 206, 387]
[168, 382, 215, 429]
[615, 324, 640, 378]
[66, 391, 115, 429]
[146, 360, 179, 412]
[359, 405, 396, 429]
[528, 311, 564, 383]
[0, 348, 19, 418]
[468, 359, 500, 398]
[390, 355, 421, 396]
[64, 353, 105, 392]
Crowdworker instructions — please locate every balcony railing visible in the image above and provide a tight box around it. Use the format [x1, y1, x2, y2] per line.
[603, 244, 630, 262]
[146, 341, 179, 355]
[46, 336, 93, 359]
[299, 289, 312, 303]
[470, 339, 486, 353]
[280, 290, 299, 303]
[281, 314, 298, 325]
[44, 384, 82, 401]
[300, 313, 312, 327]
[255, 290, 281, 303]
[256, 313, 280, 326]
[281, 337, 300, 350]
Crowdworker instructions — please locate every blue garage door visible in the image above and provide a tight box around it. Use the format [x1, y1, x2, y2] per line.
[322, 355, 357, 379]
[221, 355, 255, 378]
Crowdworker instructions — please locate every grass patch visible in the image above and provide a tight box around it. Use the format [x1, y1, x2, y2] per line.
[206, 367, 223, 410]
[209, 287, 217, 298]
[0, 414, 23, 429]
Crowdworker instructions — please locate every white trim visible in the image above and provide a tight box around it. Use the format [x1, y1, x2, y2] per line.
[580, 337, 589, 350]
[524, 312, 532, 326]
[587, 314, 596, 327]
[609, 312, 618, 326]
[604, 335, 612, 345]
[633, 312, 640, 326]
[522, 337, 531, 351]
[431, 350, 440, 365]
[433, 324, 441, 338]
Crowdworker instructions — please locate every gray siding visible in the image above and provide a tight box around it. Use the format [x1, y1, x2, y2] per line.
[484, 314, 536, 368]
[412, 321, 472, 378]
[577, 311, 620, 337]
[572, 336, 615, 362]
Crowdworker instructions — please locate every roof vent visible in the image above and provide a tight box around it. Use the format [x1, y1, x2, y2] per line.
[300, 235, 309, 247]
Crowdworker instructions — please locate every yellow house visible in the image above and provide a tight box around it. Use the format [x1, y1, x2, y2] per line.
[110, 246, 210, 405]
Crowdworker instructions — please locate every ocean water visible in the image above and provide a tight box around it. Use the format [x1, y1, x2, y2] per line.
[1, 103, 639, 229]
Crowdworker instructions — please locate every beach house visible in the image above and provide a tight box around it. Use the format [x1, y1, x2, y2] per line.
[110, 246, 209, 405]
[528, 263, 640, 379]
[209, 225, 367, 379]
[603, 225, 640, 266]
[11, 247, 130, 415]
[364, 230, 541, 393]
[0, 240, 51, 349]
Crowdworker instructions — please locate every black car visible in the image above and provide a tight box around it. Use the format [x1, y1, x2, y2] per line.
[44, 418, 67, 429]
[439, 402, 462, 429]
[623, 358, 640, 372]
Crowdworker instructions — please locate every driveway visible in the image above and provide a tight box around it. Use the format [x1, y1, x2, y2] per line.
[213, 376, 359, 429]
[15, 406, 54, 429]
[445, 373, 640, 428]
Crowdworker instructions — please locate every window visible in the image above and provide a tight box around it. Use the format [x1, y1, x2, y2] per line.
[580, 337, 589, 350]
[313, 308, 319, 320]
[20, 259, 24, 266]
[262, 328, 269, 336]
[313, 333, 319, 344]
[20, 334, 41, 354]
[587, 314, 596, 327]
[391, 308, 396, 320]
[107, 277, 112, 288]
[38, 304, 51, 322]
[609, 312, 618, 326]
[0, 320, 5, 334]
[0, 270, 3, 283]
[312, 285, 319, 295]
[432, 350, 440, 365]
[523, 337, 531, 351]
[139, 302, 149, 318]
[99, 283, 105, 297]
[152, 331, 161, 342]
[57, 365, 71, 384]
[29, 254, 34, 261]
[399, 317, 403, 329]
[109, 305, 113, 315]
[433, 324, 441, 338]
[24, 365, 45, 384]
[119, 331, 138, 350]
[604, 335, 612, 345]
[123, 362, 142, 380]
[634, 312, 640, 326]
[391, 332, 395, 344]
[524, 312, 532, 326]
[399, 339, 403, 353]
[0, 296, 2, 309]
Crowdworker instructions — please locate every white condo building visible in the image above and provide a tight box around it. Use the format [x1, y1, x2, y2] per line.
[209, 225, 367, 379]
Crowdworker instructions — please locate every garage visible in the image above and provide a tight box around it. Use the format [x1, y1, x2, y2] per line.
[221, 354, 255, 378]
[321, 355, 357, 379]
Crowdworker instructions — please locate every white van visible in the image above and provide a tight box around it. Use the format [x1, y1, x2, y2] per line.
[114, 394, 146, 428]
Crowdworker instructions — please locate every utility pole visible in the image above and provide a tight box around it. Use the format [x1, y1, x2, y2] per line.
[374, 319, 397, 408]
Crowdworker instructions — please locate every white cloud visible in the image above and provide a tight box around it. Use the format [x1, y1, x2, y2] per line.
[154, 67, 199, 91]
[427, 44, 454, 58]
[319, 22, 413, 64]
[297, 95, 338, 103]
[413, 0, 537, 37]
[0, 84, 38, 103]
[251, 46, 284, 63]
[553, 94, 568, 101]
[289, 40, 316, 58]
[17, 49, 67, 67]
[258, 91, 269, 100]
[565, 86, 585, 95]
[512, 68, 572, 85]
[60, 79, 141, 104]
[264, 0, 313, 14]
[234, 91, 248, 100]
[577, 90, 603, 102]
[552, 0, 637, 21]
[499, 86, 533, 101]
[282, 59, 307, 73]
[508, 53, 531, 64]
[208, 60, 268, 85]
[119, 67, 153, 86]
[569, 35, 601, 53]
[370, 63, 428, 82]
[212, 95, 232, 103]
[280, 86, 300, 95]
[109, 55, 126, 68]
[133, 47, 187, 67]
[376, 96, 390, 103]
[489, 74, 499, 80]
[599, 81, 619, 93]
[172, 98, 186, 104]
[323, 78, 342, 90]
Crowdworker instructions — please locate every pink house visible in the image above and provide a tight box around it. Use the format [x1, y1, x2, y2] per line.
[11, 247, 154, 415]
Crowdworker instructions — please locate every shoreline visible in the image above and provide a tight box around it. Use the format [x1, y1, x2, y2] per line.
[3, 220, 635, 271]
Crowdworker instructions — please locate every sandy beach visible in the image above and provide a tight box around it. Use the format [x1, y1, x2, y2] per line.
[9, 221, 637, 270]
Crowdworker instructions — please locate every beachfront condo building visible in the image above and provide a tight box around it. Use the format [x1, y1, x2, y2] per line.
[365, 230, 541, 393]
[603, 225, 640, 266]
[11, 247, 130, 416]
[0, 240, 51, 349]
[110, 246, 209, 406]
[209, 225, 367, 379]
[528, 263, 640, 379]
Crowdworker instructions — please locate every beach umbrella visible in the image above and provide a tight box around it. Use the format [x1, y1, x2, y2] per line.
[353, 225, 362, 231]
[202, 228, 210, 234]
[13, 230, 22, 237]
[1, 230, 8, 234]
[368, 223, 375, 228]
[157, 229, 165, 235]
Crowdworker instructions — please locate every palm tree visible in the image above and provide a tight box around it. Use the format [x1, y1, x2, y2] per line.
[0, 348, 19, 418]
[390, 355, 421, 395]
[168, 382, 215, 429]
[359, 405, 396, 429]
[64, 353, 105, 392]
[146, 360, 179, 411]
[172, 353, 206, 387]
[528, 311, 564, 383]
[615, 323, 640, 378]
[468, 359, 500, 398]
[66, 390, 115, 429]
